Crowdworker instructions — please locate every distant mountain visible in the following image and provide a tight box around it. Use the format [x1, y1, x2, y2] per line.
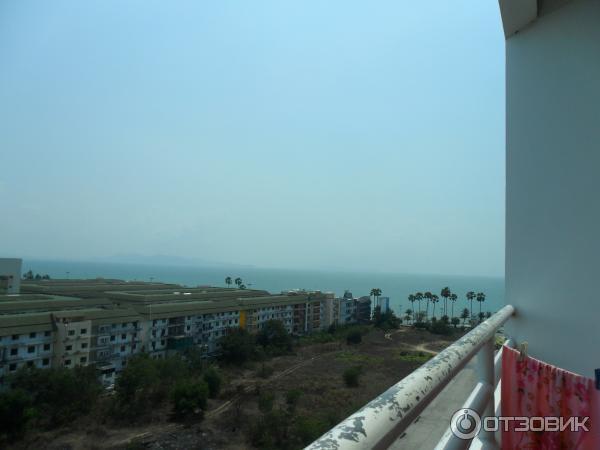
[95, 254, 255, 269]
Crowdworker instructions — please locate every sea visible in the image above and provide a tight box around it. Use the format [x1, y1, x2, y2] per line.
[23, 259, 505, 316]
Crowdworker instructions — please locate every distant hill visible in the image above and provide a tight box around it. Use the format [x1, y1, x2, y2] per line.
[95, 254, 255, 269]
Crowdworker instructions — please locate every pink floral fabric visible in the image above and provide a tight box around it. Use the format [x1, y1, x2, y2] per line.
[501, 345, 600, 449]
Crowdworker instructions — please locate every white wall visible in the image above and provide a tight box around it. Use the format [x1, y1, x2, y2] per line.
[0, 258, 22, 294]
[505, 0, 600, 376]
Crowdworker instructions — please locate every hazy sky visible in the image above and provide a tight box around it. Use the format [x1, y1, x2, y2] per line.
[0, 1, 505, 277]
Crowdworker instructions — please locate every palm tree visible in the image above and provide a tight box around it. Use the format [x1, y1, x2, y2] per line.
[370, 288, 382, 307]
[424, 292, 432, 320]
[466, 291, 476, 322]
[431, 294, 439, 319]
[415, 292, 423, 321]
[225, 276, 232, 288]
[239, 284, 246, 290]
[476, 292, 486, 317]
[408, 295, 416, 323]
[461, 308, 470, 325]
[234, 277, 243, 288]
[440, 287, 451, 316]
[404, 309, 413, 324]
[450, 293, 457, 318]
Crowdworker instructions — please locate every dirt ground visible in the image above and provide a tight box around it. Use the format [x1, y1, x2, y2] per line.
[14, 326, 463, 450]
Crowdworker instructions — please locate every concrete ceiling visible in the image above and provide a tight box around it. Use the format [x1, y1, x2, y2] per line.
[498, 0, 574, 38]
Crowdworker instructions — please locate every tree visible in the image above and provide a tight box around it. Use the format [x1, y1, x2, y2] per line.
[346, 330, 362, 345]
[431, 294, 439, 319]
[171, 379, 208, 419]
[423, 292, 432, 320]
[234, 277, 243, 288]
[10, 365, 101, 429]
[0, 389, 34, 441]
[408, 295, 416, 323]
[225, 276, 232, 288]
[23, 270, 34, 280]
[203, 367, 222, 399]
[466, 291, 476, 321]
[451, 317, 460, 328]
[343, 366, 362, 387]
[440, 287, 451, 316]
[478, 312, 486, 323]
[476, 292, 486, 316]
[404, 308, 413, 324]
[219, 328, 257, 365]
[449, 293, 457, 318]
[256, 320, 292, 355]
[285, 389, 303, 414]
[461, 308, 470, 325]
[415, 292, 423, 321]
[239, 284, 246, 289]
[370, 288, 382, 307]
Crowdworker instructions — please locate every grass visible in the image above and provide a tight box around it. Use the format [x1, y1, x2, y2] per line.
[393, 350, 433, 363]
[335, 351, 384, 365]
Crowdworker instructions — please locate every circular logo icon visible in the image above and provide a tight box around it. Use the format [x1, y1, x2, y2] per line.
[450, 408, 481, 440]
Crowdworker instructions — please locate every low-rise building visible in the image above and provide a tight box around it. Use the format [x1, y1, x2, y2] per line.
[0, 278, 335, 385]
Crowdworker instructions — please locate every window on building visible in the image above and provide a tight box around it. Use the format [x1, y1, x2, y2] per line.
[11, 334, 18, 340]
[10, 348, 17, 356]
[110, 335, 115, 341]
[27, 346, 35, 353]
[120, 346, 125, 352]
[122, 323, 127, 328]
[68, 330, 75, 336]
[43, 343, 50, 351]
[44, 330, 51, 337]
[81, 343, 88, 349]
[26, 361, 34, 368]
[132, 343, 137, 350]
[42, 358, 49, 366]
[66, 345, 72, 351]
[121, 334, 126, 339]
[9, 363, 17, 371]
[80, 328, 87, 335]
[160, 340, 165, 346]
[65, 359, 71, 366]
[29, 332, 36, 338]
[80, 357, 87, 364]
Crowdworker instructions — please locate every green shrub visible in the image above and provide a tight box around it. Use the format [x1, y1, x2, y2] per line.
[258, 392, 275, 413]
[170, 379, 208, 418]
[219, 328, 258, 365]
[343, 366, 362, 387]
[346, 330, 362, 345]
[430, 320, 452, 335]
[203, 367, 222, 398]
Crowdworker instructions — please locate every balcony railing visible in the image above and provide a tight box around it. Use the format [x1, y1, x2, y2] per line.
[305, 304, 515, 450]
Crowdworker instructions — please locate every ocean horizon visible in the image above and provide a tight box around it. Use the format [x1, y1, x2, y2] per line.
[23, 259, 505, 316]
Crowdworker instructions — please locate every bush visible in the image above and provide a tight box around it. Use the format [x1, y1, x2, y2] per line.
[346, 330, 362, 345]
[285, 389, 302, 412]
[9, 365, 101, 429]
[203, 367, 222, 399]
[0, 389, 34, 442]
[219, 328, 257, 365]
[430, 320, 452, 335]
[258, 392, 275, 414]
[256, 363, 274, 379]
[343, 366, 362, 387]
[256, 320, 292, 355]
[171, 379, 209, 419]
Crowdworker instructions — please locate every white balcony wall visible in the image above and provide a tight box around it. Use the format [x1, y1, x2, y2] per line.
[505, 0, 600, 376]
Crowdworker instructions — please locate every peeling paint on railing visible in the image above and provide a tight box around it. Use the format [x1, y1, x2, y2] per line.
[305, 305, 515, 450]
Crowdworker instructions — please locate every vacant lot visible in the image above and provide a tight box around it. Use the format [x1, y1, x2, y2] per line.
[17, 326, 463, 450]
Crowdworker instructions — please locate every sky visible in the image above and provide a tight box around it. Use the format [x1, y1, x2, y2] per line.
[0, 0, 506, 277]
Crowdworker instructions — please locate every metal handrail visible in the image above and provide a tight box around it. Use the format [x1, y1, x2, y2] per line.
[305, 305, 515, 450]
